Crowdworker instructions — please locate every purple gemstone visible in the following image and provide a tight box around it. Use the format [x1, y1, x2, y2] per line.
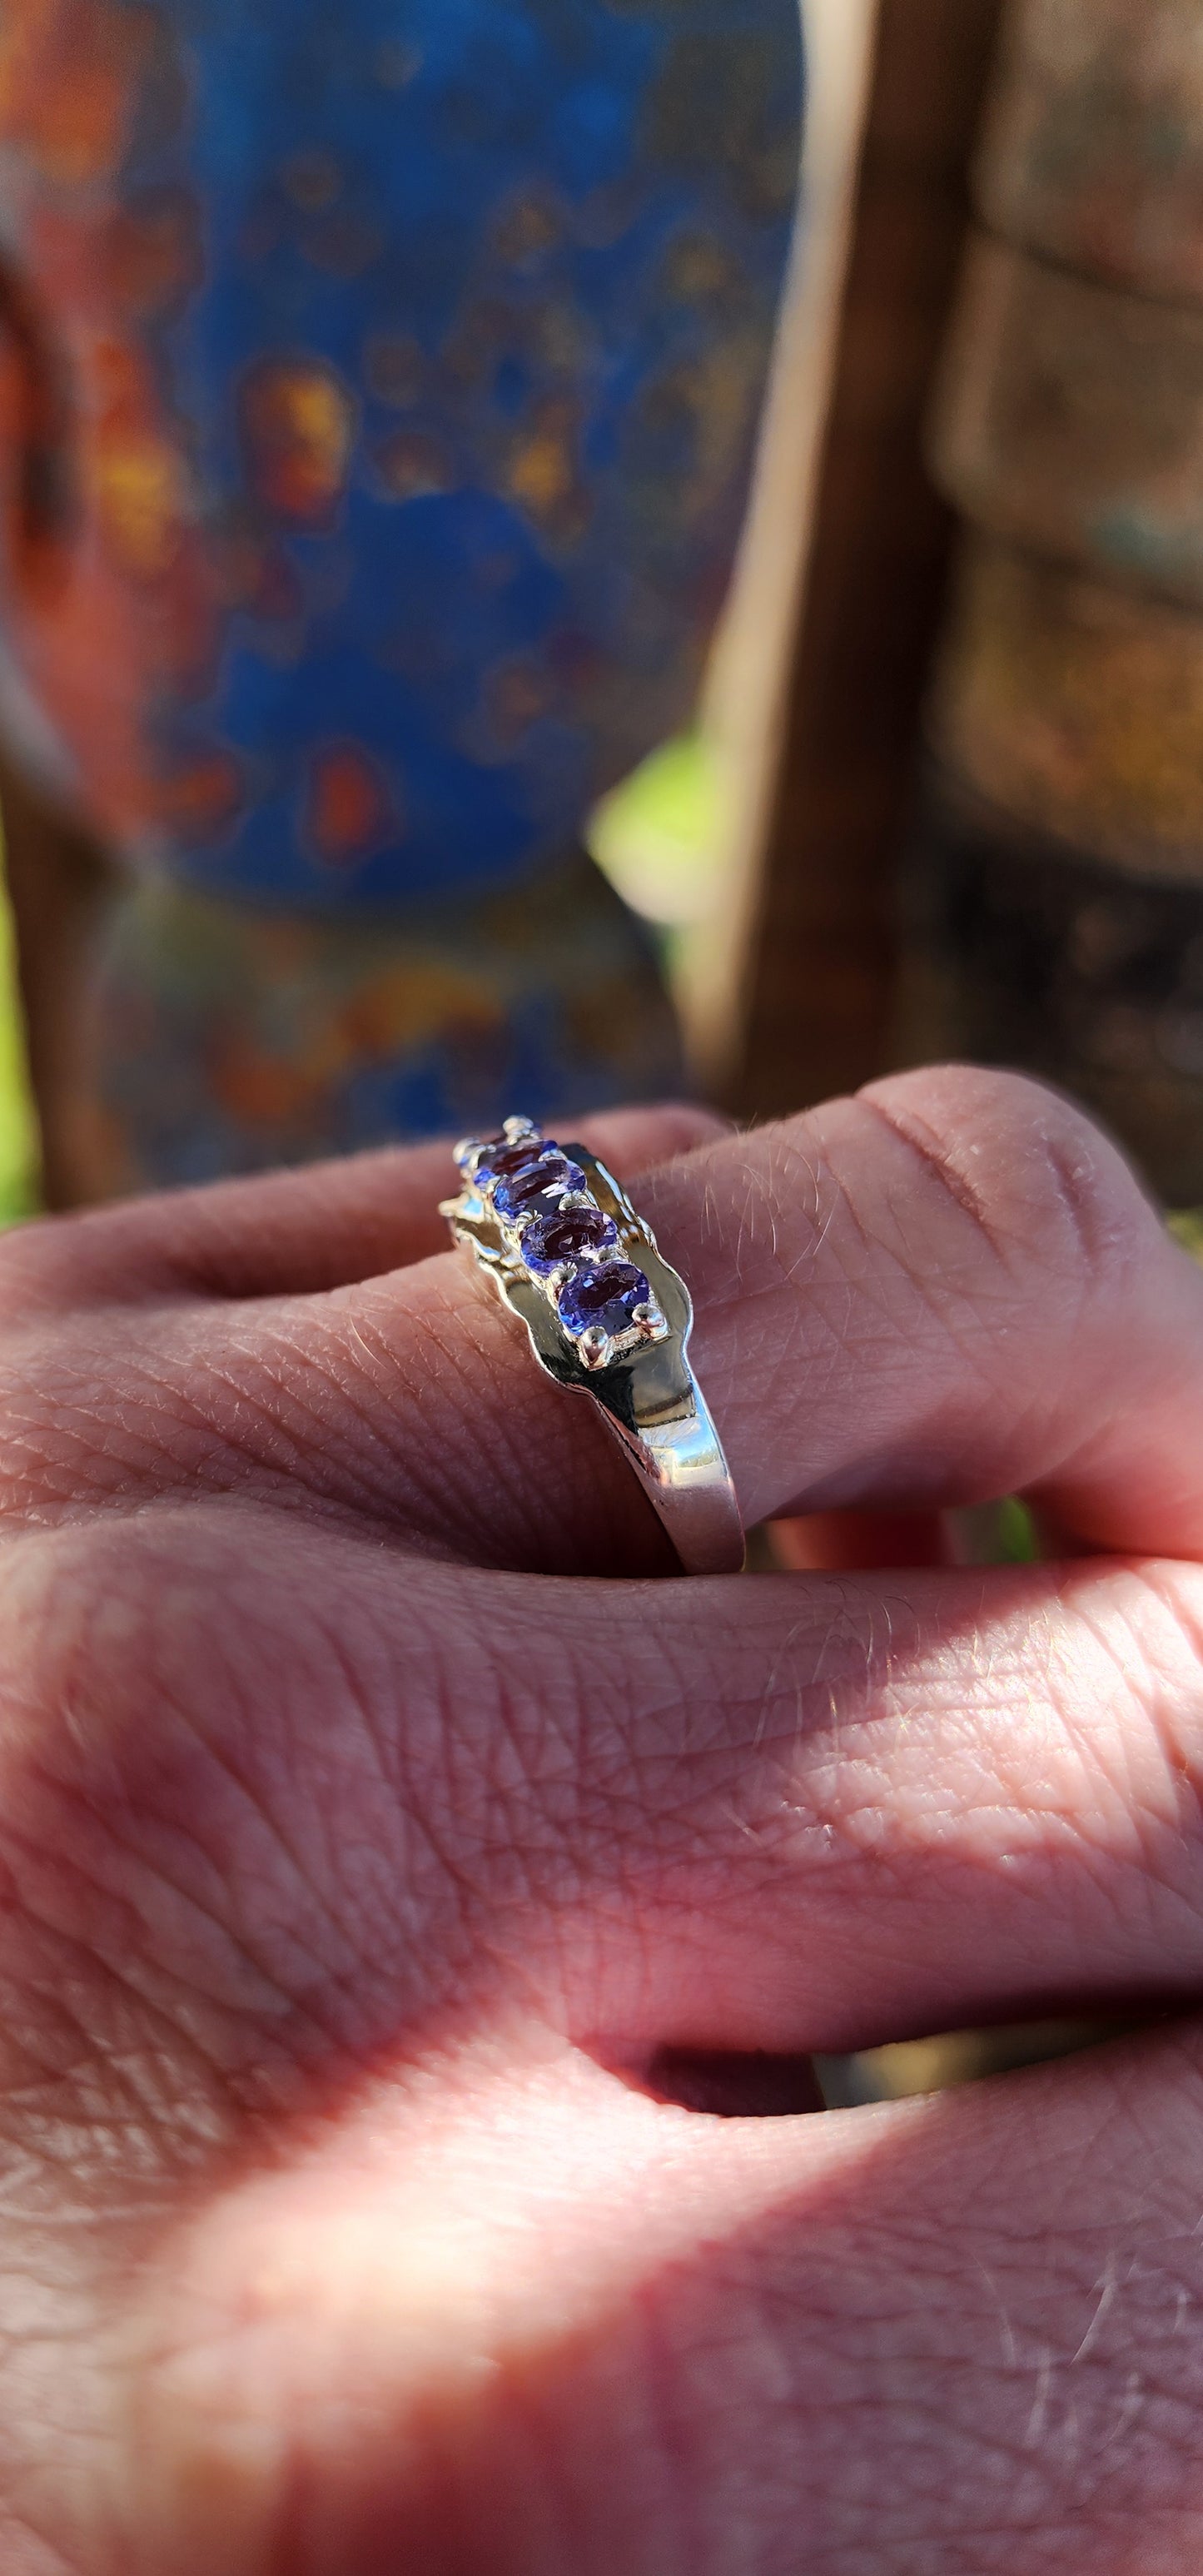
[493, 1151, 585, 1221]
[473, 1130, 543, 1182]
[522, 1206, 618, 1276]
[558, 1260, 652, 1342]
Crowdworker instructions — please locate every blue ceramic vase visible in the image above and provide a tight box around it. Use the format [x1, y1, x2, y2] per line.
[0, 0, 803, 1178]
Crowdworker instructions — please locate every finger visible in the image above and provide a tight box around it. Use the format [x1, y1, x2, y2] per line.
[450, 1549, 1203, 2058]
[654, 1064, 1203, 1556]
[126, 2018, 1203, 2575]
[288, 1062, 1203, 1570]
[11, 1067, 1203, 1579]
[0, 1103, 726, 1310]
[24, 1502, 1203, 2073]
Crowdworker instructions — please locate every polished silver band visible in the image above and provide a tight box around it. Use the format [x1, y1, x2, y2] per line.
[441, 1123, 744, 1577]
[585, 1330, 744, 1576]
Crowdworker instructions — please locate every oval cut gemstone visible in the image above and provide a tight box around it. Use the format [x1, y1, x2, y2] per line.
[493, 1150, 584, 1220]
[474, 1131, 544, 1183]
[558, 1260, 651, 1342]
[522, 1206, 618, 1276]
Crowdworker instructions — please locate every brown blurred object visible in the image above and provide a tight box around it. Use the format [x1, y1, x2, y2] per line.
[0, 757, 116, 1208]
[902, 0, 1203, 1201]
[727, 0, 1006, 1121]
[977, 0, 1203, 301]
[936, 236, 1203, 611]
[770, 1507, 952, 1570]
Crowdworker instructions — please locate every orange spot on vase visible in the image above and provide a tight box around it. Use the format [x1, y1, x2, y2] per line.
[307, 743, 396, 865]
[510, 424, 573, 515]
[339, 961, 499, 1055]
[87, 336, 190, 579]
[506, 396, 589, 541]
[158, 749, 244, 842]
[239, 358, 354, 527]
[95, 429, 185, 579]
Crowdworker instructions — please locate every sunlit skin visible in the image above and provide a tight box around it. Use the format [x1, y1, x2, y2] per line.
[0, 1068, 1202, 2570]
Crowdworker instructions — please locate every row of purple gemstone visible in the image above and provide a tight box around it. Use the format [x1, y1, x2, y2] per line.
[468, 1128, 654, 1345]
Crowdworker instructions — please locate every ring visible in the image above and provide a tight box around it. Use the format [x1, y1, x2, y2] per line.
[441, 1117, 745, 1576]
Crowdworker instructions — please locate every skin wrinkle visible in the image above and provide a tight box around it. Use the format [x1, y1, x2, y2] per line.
[0, 1815, 288, 2156]
[186, 1333, 417, 1530]
[0, 1778, 266, 2047]
[0, 1339, 268, 1519]
[368, 1273, 582, 1563]
[0, 1362, 175, 1514]
[14, 1296, 459, 1549]
[395, 1284, 554, 1556]
[143, 1686, 471, 2073]
[853, 1092, 1022, 1268]
[0, 1959, 201, 2137]
[35, 1631, 354, 2012]
[0, 1683, 363, 2116]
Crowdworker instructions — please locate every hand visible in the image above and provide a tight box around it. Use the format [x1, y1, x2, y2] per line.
[0, 1068, 1201, 2574]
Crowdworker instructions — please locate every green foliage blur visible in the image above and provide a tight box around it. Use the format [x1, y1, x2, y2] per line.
[0, 863, 37, 1226]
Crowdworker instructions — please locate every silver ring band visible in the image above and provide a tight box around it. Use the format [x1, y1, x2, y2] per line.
[441, 1119, 745, 1577]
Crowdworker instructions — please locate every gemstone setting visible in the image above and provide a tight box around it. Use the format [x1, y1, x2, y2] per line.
[557, 1261, 652, 1342]
[491, 1149, 585, 1221]
[520, 1206, 618, 1276]
[445, 1121, 669, 1369]
[475, 1137, 544, 1186]
[455, 1118, 541, 1181]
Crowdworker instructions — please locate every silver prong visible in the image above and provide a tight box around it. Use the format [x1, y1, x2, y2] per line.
[503, 1116, 540, 1143]
[579, 1325, 610, 1370]
[632, 1298, 666, 1341]
[452, 1136, 479, 1173]
[559, 1190, 594, 1212]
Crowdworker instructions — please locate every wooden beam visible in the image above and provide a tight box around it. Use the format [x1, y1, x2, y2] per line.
[728, 0, 1006, 1121]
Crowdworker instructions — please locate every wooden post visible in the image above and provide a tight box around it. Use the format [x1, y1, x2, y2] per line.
[723, 0, 1005, 1122]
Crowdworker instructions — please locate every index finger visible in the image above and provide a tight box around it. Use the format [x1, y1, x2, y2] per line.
[0, 1102, 725, 1308]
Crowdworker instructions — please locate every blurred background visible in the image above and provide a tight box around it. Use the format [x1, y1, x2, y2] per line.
[5, 0, 1202, 1220]
[0, 0, 1200, 2097]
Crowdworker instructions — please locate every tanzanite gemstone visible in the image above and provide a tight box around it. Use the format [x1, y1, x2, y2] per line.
[522, 1206, 618, 1276]
[493, 1150, 584, 1221]
[473, 1131, 542, 1182]
[558, 1260, 651, 1341]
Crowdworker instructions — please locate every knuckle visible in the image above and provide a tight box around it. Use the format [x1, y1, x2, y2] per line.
[856, 1065, 1157, 1292]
